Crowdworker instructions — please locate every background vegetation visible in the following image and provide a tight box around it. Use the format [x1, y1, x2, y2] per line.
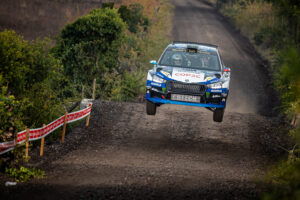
[0, 0, 172, 181]
[215, 0, 300, 199]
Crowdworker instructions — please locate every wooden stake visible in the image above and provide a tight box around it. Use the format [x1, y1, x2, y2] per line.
[25, 128, 30, 161]
[40, 124, 46, 157]
[92, 78, 96, 100]
[14, 130, 18, 147]
[62, 112, 68, 143]
[86, 113, 91, 127]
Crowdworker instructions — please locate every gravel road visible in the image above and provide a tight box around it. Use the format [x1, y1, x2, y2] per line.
[0, 0, 287, 199]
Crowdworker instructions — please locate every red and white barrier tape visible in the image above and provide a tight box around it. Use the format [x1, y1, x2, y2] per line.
[0, 104, 92, 155]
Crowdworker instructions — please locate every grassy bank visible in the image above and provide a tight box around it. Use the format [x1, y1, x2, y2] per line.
[215, 0, 300, 199]
[216, 0, 299, 121]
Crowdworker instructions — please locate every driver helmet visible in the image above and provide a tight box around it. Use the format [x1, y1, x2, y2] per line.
[172, 53, 182, 66]
[202, 55, 210, 68]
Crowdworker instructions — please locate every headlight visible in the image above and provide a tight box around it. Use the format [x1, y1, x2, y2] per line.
[208, 82, 222, 89]
[153, 75, 166, 83]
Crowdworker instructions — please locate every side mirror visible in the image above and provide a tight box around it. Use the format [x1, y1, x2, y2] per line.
[224, 67, 231, 72]
[150, 60, 157, 65]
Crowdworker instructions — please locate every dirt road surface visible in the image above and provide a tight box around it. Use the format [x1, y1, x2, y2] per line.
[0, 0, 286, 199]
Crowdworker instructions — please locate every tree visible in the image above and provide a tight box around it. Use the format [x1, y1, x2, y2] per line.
[0, 30, 61, 97]
[54, 8, 126, 85]
[274, 0, 300, 44]
[0, 30, 64, 129]
[118, 3, 149, 33]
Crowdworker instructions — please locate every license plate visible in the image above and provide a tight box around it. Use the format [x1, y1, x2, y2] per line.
[171, 94, 200, 103]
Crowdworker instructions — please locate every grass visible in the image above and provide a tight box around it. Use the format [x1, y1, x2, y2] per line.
[220, 0, 281, 65]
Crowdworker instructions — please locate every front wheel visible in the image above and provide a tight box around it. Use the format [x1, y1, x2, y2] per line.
[213, 108, 225, 122]
[146, 100, 156, 115]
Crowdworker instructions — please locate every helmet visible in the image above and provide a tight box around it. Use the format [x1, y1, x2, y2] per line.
[201, 55, 210, 68]
[172, 53, 182, 66]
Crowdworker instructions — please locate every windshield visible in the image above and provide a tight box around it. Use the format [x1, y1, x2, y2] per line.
[159, 47, 221, 71]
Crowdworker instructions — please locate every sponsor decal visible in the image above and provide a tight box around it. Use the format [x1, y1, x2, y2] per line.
[151, 82, 162, 87]
[172, 49, 185, 52]
[174, 68, 197, 73]
[210, 79, 220, 83]
[161, 71, 170, 77]
[174, 73, 202, 79]
[199, 50, 211, 55]
[156, 73, 164, 78]
[211, 89, 222, 93]
[205, 77, 214, 81]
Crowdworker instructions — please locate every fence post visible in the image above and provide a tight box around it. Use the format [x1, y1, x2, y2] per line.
[14, 131, 18, 147]
[62, 112, 68, 143]
[86, 114, 91, 127]
[40, 124, 46, 156]
[92, 78, 96, 100]
[25, 128, 30, 162]
[86, 104, 91, 127]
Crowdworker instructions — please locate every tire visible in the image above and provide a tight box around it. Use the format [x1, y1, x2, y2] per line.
[146, 100, 156, 115]
[213, 108, 225, 122]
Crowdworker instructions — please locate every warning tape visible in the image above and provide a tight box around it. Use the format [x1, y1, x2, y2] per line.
[0, 104, 92, 155]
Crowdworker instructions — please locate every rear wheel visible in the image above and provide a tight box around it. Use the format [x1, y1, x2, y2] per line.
[213, 108, 225, 122]
[146, 100, 156, 115]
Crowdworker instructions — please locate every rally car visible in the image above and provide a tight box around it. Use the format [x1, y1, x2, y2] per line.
[145, 41, 231, 122]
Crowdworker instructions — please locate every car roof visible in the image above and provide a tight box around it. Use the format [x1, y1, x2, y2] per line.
[170, 41, 218, 50]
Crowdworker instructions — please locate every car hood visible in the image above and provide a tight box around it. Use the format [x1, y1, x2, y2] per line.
[157, 66, 221, 83]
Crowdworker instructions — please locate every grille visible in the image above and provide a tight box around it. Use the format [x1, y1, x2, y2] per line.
[166, 81, 207, 95]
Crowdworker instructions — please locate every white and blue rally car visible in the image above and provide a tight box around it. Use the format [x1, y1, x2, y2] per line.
[146, 41, 231, 122]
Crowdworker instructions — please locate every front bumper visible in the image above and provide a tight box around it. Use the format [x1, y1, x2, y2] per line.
[146, 80, 227, 108]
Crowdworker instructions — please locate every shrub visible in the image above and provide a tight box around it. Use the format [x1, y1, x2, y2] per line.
[102, 71, 144, 101]
[0, 82, 24, 142]
[0, 30, 64, 129]
[118, 3, 150, 33]
[54, 8, 126, 86]
[262, 128, 300, 200]
[5, 166, 45, 182]
[274, 47, 300, 119]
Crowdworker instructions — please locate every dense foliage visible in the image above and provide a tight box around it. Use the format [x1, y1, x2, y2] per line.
[0, 81, 23, 142]
[218, 0, 300, 118]
[0, 0, 172, 145]
[5, 166, 45, 182]
[0, 0, 172, 182]
[262, 128, 300, 200]
[118, 4, 150, 33]
[0, 30, 64, 141]
[274, 47, 300, 119]
[217, 0, 300, 199]
[54, 8, 126, 86]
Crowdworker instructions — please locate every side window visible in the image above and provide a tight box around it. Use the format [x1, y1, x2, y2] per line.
[160, 51, 172, 65]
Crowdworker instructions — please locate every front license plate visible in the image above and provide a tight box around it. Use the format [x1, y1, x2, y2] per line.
[171, 94, 200, 103]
